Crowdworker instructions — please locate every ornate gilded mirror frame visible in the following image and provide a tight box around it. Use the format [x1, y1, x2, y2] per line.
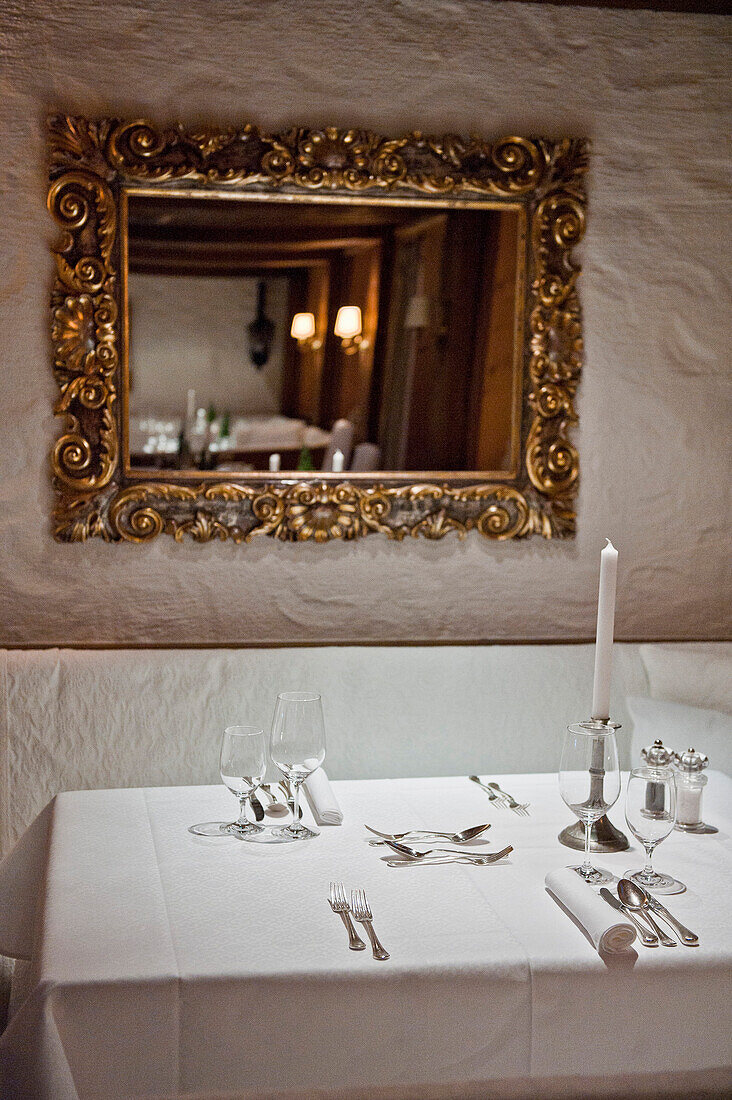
[48, 116, 587, 543]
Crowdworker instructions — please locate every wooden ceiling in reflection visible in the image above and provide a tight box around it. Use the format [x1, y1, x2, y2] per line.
[128, 196, 429, 245]
[127, 196, 502, 278]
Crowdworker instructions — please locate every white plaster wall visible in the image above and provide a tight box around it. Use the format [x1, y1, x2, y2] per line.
[0, 0, 730, 645]
[129, 273, 289, 417]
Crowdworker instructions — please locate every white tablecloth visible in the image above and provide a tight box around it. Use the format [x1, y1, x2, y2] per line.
[1, 773, 731, 1099]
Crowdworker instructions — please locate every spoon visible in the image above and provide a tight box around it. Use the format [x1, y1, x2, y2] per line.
[383, 838, 513, 863]
[631, 883, 699, 946]
[365, 823, 491, 845]
[258, 784, 289, 818]
[617, 879, 677, 947]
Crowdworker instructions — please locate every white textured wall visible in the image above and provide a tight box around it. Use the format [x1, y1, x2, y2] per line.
[129, 273, 289, 418]
[0, 0, 730, 645]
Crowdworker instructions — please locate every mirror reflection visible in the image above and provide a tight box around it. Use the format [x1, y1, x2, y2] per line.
[126, 194, 524, 475]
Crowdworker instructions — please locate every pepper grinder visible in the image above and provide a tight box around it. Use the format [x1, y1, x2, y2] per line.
[673, 748, 711, 833]
[641, 739, 676, 814]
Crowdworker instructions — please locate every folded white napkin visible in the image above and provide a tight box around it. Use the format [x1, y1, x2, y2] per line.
[303, 766, 343, 825]
[545, 867, 636, 954]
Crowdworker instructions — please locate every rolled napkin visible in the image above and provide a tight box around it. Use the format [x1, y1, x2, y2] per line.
[545, 867, 636, 954]
[303, 766, 343, 825]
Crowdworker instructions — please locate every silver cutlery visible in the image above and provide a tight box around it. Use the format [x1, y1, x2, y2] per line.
[468, 776, 529, 815]
[385, 849, 513, 867]
[486, 781, 530, 816]
[617, 879, 677, 947]
[258, 784, 289, 818]
[468, 775, 503, 801]
[250, 792, 265, 822]
[349, 889, 390, 960]
[642, 888, 699, 946]
[365, 823, 491, 845]
[328, 881, 366, 951]
[599, 887, 658, 946]
[383, 838, 513, 864]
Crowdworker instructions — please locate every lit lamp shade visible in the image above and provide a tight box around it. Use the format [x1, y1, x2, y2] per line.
[290, 312, 316, 341]
[334, 305, 362, 340]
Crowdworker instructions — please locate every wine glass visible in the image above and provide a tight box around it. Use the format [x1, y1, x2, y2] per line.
[559, 722, 621, 885]
[624, 766, 685, 895]
[268, 691, 326, 842]
[189, 725, 266, 840]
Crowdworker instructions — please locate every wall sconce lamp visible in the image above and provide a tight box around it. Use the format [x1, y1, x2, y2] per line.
[290, 312, 322, 350]
[334, 305, 367, 354]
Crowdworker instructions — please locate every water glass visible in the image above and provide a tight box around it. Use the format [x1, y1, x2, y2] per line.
[219, 725, 267, 838]
[189, 725, 266, 839]
[559, 722, 621, 884]
[269, 691, 326, 841]
[624, 766, 685, 895]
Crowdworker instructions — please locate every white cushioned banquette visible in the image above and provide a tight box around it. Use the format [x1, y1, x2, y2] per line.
[1, 643, 730, 856]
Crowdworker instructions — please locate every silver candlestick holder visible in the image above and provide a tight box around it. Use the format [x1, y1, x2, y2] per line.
[558, 718, 629, 853]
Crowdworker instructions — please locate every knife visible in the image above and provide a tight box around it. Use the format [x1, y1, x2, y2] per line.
[250, 793, 265, 822]
[599, 887, 658, 946]
[645, 893, 699, 945]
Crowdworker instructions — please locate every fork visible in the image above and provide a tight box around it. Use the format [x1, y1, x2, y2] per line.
[487, 782, 530, 816]
[384, 839, 514, 864]
[349, 889, 390, 960]
[469, 776, 529, 816]
[365, 823, 491, 844]
[385, 852, 512, 867]
[328, 882, 366, 951]
[468, 775, 503, 802]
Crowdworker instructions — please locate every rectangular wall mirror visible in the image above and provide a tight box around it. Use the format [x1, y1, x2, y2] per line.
[125, 193, 524, 478]
[48, 119, 587, 543]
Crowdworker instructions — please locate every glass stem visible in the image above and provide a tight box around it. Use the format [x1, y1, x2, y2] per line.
[237, 795, 249, 827]
[643, 843, 655, 877]
[582, 817, 593, 875]
[291, 779, 302, 830]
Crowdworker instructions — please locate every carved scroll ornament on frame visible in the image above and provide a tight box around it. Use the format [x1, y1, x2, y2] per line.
[48, 117, 587, 544]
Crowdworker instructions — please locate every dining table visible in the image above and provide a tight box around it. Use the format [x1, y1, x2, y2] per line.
[0, 771, 731, 1099]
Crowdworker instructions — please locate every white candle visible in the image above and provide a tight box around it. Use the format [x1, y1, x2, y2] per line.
[591, 539, 619, 722]
[268, 453, 281, 473]
[331, 449, 344, 473]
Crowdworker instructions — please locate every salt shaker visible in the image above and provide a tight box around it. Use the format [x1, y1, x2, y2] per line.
[641, 739, 676, 814]
[673, 748, 709, 832]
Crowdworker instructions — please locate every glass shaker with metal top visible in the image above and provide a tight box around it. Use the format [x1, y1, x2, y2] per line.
[641, 739, 676, 815]
[673, 747, 709, 832]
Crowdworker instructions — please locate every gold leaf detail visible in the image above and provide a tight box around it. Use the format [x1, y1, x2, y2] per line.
[48, 116, 587, 544]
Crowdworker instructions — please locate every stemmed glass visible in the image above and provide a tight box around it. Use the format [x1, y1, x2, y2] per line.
[624, 766, 685, 895]
[559, 722, 621, 885]
[189, 725, 266, 840]
[268, 691, 326, 842]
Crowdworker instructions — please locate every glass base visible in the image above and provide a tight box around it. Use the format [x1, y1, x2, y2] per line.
[188, 821, 233, 836]
[225, 821, 266, 840]
[572, 863, 615, 885]
[675, 821, 718, 834]
[624, 868, 686, 895]
[188, 820, 266, 839]
[269, 823, 319, 842]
